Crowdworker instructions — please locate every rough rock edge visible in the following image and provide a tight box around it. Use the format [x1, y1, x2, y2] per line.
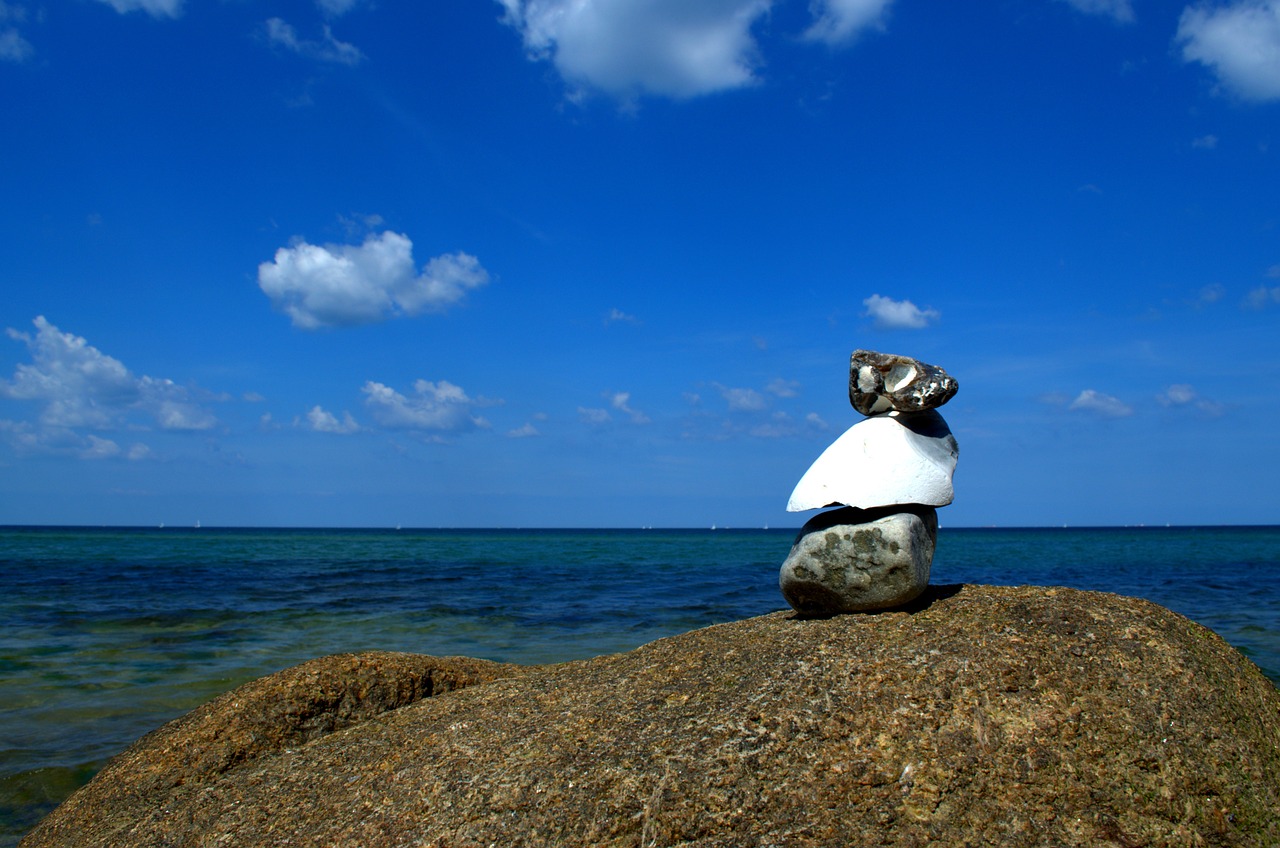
[22, 652, 525, 846]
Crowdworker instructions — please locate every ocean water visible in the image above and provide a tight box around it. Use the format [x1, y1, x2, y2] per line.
[2, 524, 1278, 845]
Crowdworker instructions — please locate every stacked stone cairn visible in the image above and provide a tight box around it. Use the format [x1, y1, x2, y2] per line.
[780, 350, 959, 615]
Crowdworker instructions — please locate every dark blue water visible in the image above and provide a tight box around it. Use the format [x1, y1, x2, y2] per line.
[2, 525, 1278, 845]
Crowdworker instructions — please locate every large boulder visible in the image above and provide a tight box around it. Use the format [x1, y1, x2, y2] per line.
[23, 586, 1280, 848]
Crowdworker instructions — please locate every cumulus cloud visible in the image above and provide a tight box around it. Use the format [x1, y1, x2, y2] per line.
[862, 293, 940, 329]
[265, 17, 364, 65]
[1058, 0, 1135, 23]
[610, 391, 651, 424]
[1068, 389, 1133, 418]
[804, 0, 893, 44]
[95, 0, 182, 18]
[1177, 0, 1280, 101]
[498, 0, 772, 100]
[0, 317, 214, 455]
[305, 405, 361, 434]
[362, 380, 492, 435]
[258, 231, 489, 329]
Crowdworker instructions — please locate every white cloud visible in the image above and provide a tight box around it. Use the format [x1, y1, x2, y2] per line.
[862, 293, 940, 329]
[1197, 283, 1226, 304]
[1157, 384, 1225, 416]
[605, 307, 640, 325]
[0, 27, 32, 63]
[1192, 134, 1219, 149]
[316, 0, 361, 16]
[95, 0, 183, 18]
[362, 380, 491, 434]
[578, 406, 612, 424]
[498, 0, 772, 100]
[507, 422, 540, 438]
[1058, 0, 1135, 23]
[258, 231, 489, 329]
[1068, 389, 1133, 418]
[0, 2, 32, 62]
[610, 391, 651, 424]
[715, 383, 767, 411]
[265, 17, 364, 66]
[305, 405, 361, 434]
[804, 0, 893, 44]
[1, 317, 215, 436]
[766, 377, 800, 398]
[1177, 1, 1280, 102]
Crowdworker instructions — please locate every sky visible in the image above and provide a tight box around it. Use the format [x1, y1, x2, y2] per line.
[1, 0, 1278, 529]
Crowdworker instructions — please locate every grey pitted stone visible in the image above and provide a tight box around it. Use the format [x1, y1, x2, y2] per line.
[849, 349, 958, 416]
[780, 505, 937, 614]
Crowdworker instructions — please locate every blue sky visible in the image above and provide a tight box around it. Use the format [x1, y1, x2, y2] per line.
[1, 0, 1278, 528]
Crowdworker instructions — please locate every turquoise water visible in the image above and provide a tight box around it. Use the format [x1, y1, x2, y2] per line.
[2, 524, 1278, 845]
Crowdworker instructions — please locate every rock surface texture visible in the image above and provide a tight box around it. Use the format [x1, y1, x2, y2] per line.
[786, 409, 959, 512]
[848, 349, 959, 416]
[24, 586, 1280, 848]
[780, 505, 938, 613]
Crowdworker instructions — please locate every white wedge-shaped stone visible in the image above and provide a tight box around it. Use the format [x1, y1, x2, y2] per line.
[786, 410, 958, 512]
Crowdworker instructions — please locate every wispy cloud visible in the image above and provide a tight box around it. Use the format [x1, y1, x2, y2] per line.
[862, 293, 940, 329]
[361, 379, 492, 436]
[605, 308, 640, 326]
[609, 391, 651, 424]
[804, 0, 894, 44]
[1244, 284, 1280, 309]
[507, 422, 540, 438]
[1177, 0, 1280, 102]
[94, 0, 182, 18]
[1157, 383, 1225, 415]
[258, 231, 489, 329]
[766, 377, 800, 398]
[714, 383, 767, 412]
[578, 406, 612, 425]
[1058, 0, 1135, 23]
[1068, 389, 1133, 418]
[265, 17, 364, 66]
[0, 1, 33, 62]
[1192, 134, 1219, 149]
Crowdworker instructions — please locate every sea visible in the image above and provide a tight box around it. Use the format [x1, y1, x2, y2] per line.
[2, 524, 1278, 845]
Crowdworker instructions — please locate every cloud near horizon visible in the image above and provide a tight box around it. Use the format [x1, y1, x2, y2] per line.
[361, 379, 492, 436]
[0, 316, 215, 456]
[1068, 389, 1133, 418]
[258, 231, 490, 329]
[1177, 0, 1280, 101]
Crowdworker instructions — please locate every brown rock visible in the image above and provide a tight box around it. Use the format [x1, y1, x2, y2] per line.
[849, 349, 958, 416]
[24, 586, 1280, 848]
